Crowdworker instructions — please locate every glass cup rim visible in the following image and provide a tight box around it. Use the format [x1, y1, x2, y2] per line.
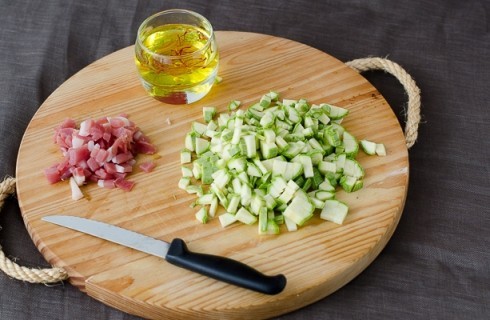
[136, 9, 215, 60]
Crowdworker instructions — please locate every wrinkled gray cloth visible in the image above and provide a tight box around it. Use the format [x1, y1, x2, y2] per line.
[0, 0, 489, 319]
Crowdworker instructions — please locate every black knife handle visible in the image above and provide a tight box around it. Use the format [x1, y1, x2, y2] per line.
[165, 238, 286, 295]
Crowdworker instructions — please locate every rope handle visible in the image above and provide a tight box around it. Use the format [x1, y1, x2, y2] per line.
[0, 57, 420, 284]
[0, 177, 68, 283]
[345, 57, 421, 149]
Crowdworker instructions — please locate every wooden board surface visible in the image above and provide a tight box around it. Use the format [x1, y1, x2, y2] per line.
[16, 31, 409, 319]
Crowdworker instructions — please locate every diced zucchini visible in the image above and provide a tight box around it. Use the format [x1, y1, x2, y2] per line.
[228, 100, 241, 111]
[227, 194, 241, 214]
[309, 196, 325, 209]
[311, 167, 324, 189]
[235, 207, 257, 225]
[263, 194, 277, 210]
[323, 125, 341, 147]
[284, 162, 303, 181]
[360, 139, 377, 155]
[376, 143, 387, 156]
[308, 150, 323, 165]
[195, 207, 208, 224]
[315, 190, 335, 201]
[209, 196, 219, 217]
[231, 122, 243, 145]
[260, 94, 272, 108]
[272, 159, 288, 177]
[180, 91, 384, 234]
[250, 194, 265, 215]
[302, 155, 314, 178]
[320, 200, 349, 224]
[284, 216, 298, 232]
[240, 183, 252, 207]
[266, 91, 279, 101]
[195, 138, 210, 155]
[322, 104, 349, 120]
[185, 132, 196, 151]
[192, 122, 208, 135]
[277, 180, 299, 204]
[343, 131, 359, 157]
[274, 214, 285, 225]
[247, 162, 262, 177]
[178, 177, 190, 190]
[282, 141, 305, 159]
[231, 178, 242, 194]
[329, 122, 345, 137]
[260, 141, 279, 159]
[181, 166, 193, 178]
[258, 207, 268, 234]
[219, 212, 237, 227]
[203, 107, 216, 123]
[197, 193, 215, 205]
[212, 169, 231, 189]
[227, 156, 247, 172]
[180, 149, 192, 164]
[317, 113, 330, 125]
[302, 178, 313, 191]
[343, 159, 364, 179]
[318, 161, 336, 175]
[283, 190, 314, 225]
[185, 185, 203, 196]
[335, 154, 346, 173]
[237, 171, 250, 185]
[253, 158, 269, 175]
[318, 179, 335, 191]
[260, 110, 275, 128]
[264, 219, 280, 235]
[242, 135, 257, 158]
[268, 176, 288, 198]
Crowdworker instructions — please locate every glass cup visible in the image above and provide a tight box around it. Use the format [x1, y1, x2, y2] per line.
[135, 9, 219, 104]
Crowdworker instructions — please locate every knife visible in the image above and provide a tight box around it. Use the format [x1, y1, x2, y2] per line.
[42, 215, 286, 295]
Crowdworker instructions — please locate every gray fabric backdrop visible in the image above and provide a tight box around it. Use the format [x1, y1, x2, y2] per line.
[0, 0, 489, 319]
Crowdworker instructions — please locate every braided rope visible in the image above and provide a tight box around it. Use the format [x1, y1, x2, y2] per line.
[345, 57, 421, 149]
[0, 177, 68, 283]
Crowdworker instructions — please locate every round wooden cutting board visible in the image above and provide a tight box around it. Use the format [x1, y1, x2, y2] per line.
[16, 31, 408, 319]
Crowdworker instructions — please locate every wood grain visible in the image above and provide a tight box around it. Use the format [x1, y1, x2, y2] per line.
[16, 31, 408, 319]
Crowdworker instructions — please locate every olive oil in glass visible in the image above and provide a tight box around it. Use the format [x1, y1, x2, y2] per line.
[135, 10, 219, 104]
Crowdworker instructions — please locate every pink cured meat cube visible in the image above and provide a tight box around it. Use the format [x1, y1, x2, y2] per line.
[87, 157, 100, 172]
[112, 172, 127, 180]
[98, 179, 116, 189]
[77, 159, 88, 170]
[139, 161, 156, 173]
[95, 149, 110, 164]
[68, 145, 90, 166]
[44, 165, 61, 184]
[115, 178, 135, 192]
[104, 162, 118, 174]
[115, 163, 132, 173]
[89, 123, 105, 141]
[109, 117, 129, 128]
[79, 119, 95, 137]
[112, 127, 133, 139]
[94, 168, 112, 180]
[135, 140, 156, 154]
[45, 114, 157, 196]
[71, 167, 86, 185]
[102, 131, 112, 143]
[112, 152, 133, 164]
[59, 118, 77, 129]
[55, 128, 75, 149]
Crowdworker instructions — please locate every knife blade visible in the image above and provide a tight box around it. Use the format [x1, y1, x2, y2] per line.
[42, 215, 286, 295]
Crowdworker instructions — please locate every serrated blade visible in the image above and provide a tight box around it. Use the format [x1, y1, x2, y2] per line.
[42, 215, 169, 259]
